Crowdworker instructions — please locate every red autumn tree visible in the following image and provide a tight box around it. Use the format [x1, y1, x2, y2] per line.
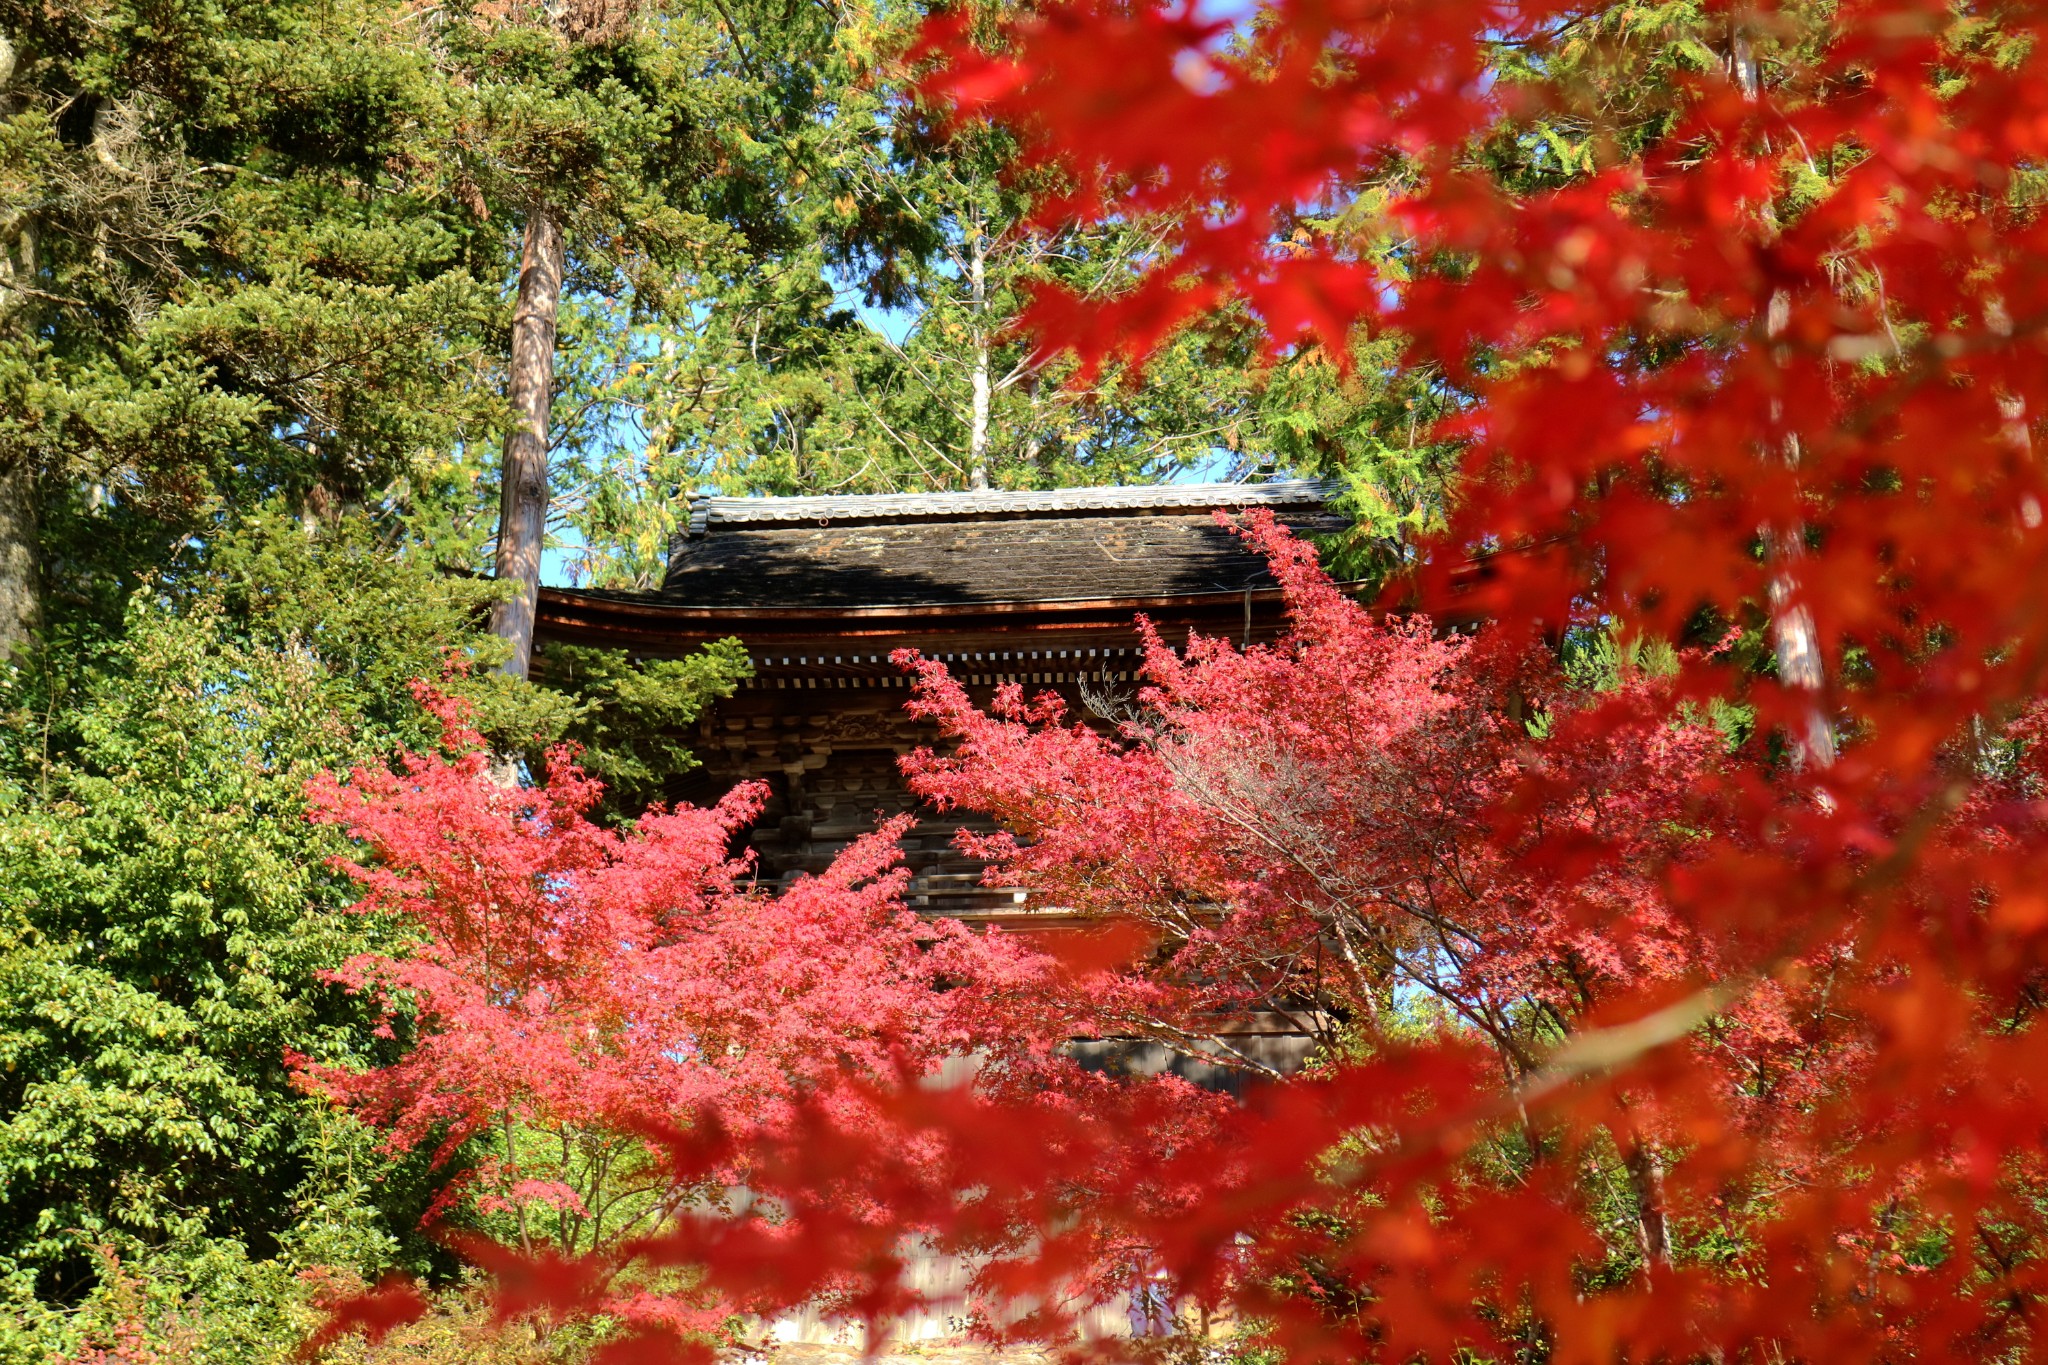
[295, 686, 1110, 1337]
[901, 511, 1738, 1093]
[315, 1, 2048, 1360]
[895, 514, 2042, 1345]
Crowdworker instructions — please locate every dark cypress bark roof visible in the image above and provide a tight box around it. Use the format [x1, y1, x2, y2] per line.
[655, 480, 1343, 610]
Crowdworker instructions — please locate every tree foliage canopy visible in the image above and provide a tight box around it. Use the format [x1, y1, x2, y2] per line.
[302, 1, 2048, 1361]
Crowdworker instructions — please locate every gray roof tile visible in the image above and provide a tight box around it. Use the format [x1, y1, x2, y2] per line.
[657, 481, 1341, 610]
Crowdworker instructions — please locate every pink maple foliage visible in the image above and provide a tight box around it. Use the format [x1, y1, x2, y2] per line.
[901, 512, 1740, 1081]
[295, 686, 1110, 1330]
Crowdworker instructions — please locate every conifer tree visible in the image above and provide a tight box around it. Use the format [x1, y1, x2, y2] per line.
[417, 0, 849, 676]
[0, 0, 504, 656]
[546, 0, 1282, 588]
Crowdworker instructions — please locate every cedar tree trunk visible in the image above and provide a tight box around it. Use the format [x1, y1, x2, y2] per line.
[967, 226, 990, 492]
[0, 35, 38, 662]
[491, 203, 566, 679]
[0, 461, 38, 663]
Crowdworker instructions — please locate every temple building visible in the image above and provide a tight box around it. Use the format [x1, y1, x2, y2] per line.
[536, 484, 1339, 1322]
[534, 478, 1341, 931]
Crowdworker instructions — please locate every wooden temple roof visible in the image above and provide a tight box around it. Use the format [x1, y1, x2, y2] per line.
[535, 479, 1345, 656]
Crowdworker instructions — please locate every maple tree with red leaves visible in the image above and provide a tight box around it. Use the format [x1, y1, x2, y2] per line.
[901, 511, 1737, 1097]
[310, 1, 2048, 1361]
[293, 686, 1116, 1338]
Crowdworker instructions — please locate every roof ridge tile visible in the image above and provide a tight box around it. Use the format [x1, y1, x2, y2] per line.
[681, 479, 1338, 535]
